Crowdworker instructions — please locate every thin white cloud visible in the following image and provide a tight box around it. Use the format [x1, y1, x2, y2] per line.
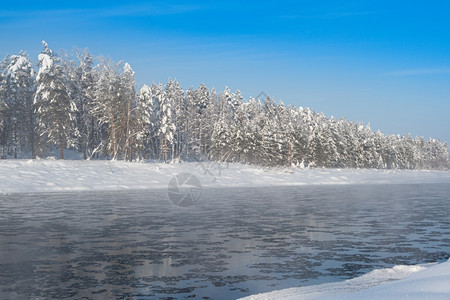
[384, 68, 450, 76]
[97, 3, 203, 17]
[276, 11, 375, 21]
[0, 8, 88, 18]
[312, 56, 339, 61]
[0, 3, 203, 19]
[319, 11, 375, 19]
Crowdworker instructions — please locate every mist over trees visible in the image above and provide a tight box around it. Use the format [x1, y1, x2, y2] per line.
[0, 42, 448, 170]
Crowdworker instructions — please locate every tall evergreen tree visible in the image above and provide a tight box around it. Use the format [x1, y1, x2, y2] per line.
[71, 48, 97, 159]
[3, 52, 36, 158]
[135, 84, 153, 159]
[34, 41, 78, 159]
[194, 83, 210, 158]
[164, 78, 185, 160]
[158, 85, 175, 163]
[120, 63, 137, 161]
[0, 54, 10, 158]
[92, 59, 136, 160]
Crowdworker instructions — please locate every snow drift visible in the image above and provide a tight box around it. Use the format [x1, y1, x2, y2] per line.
[1, 159, 450, 194]
[240, 259, 450, 300]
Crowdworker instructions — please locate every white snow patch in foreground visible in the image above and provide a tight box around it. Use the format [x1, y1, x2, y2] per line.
[0, 159, 450, 194]
[240, 259, 450, 300]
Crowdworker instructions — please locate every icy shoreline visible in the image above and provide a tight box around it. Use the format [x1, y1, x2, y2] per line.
[1, 159, 450, 194]
[240, 259, 450, 300]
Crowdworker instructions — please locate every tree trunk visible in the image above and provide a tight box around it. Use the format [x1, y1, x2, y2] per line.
[59, 144, 64, 159]
[90, 116, 95, 158]
[163, 135, 167, 163]
[129, 136, 134, 162]
[110, 110, 116, 159]
[30, 110, 35, 159]
[83, 144, 87, 160]
[199, 117, 202, 157]
[13, 123, 17, 159]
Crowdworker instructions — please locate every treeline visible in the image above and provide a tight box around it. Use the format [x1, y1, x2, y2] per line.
[0, 41, 448, 170]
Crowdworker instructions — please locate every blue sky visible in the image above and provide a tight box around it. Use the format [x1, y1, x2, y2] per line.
[1, 1, 449, 144]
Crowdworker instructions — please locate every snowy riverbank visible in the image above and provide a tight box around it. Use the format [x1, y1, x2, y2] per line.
[1, 159, 450, 194]
[240, 258, 450, 300]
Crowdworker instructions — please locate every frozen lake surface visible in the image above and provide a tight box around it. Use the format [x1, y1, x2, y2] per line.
[1, 184, 449, 299]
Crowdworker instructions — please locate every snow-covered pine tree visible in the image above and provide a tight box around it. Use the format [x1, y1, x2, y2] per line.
[295, 107, 315, 167]
[210, 117, 231, 161]
[34, 41, 78, 159]
[3, 51, 36, 158]
[230, 89, 243, 118]
[149, 82, 162, 159]
[0, 54, 10, 158]
[426, 138, 449, 170]
[71, 47, 97, 159]
[210, 87, 239, 162]
[92, 58, 120, 158]
[120, 63, 137, 161]
[230, 97, 262, 164]
[0, 101, 6, 159]
[414, 136, 427, 169]
[0, 101, 6, 158]
[227, 106, 245, 163]
[204, 87, 220, 159]
[259, 96, 282, 166]
[134, 84, 153, 159]
[92, 59, 136, 160]
[183, 87, 196, 158]
[221, 86, 232, 119]
[286, 106, 308, 167]
[164, 78, 185, 161]
[194, 83, 210, 158]
[158, 85, 175, 163]
[279, 103, 300, 167]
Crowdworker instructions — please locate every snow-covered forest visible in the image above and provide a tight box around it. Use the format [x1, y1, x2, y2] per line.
[0, 41, 448, 169]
